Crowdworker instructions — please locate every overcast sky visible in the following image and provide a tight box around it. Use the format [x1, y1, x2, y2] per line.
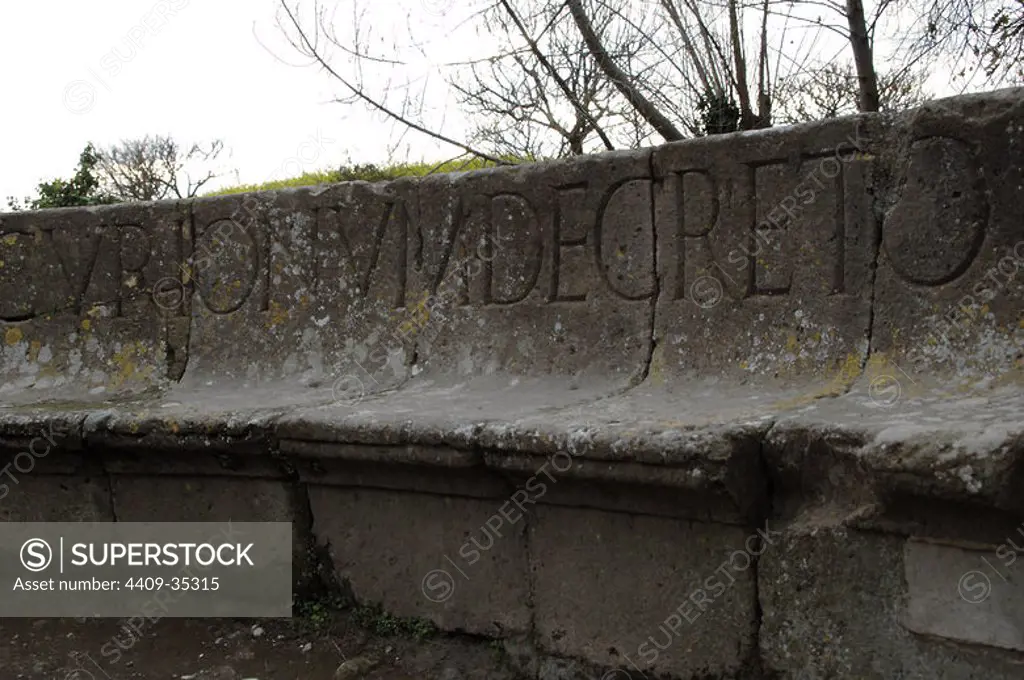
[0, 0, 467, 203]
[0, 1, 1001, 205]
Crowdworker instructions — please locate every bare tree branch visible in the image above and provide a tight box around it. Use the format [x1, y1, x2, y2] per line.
[95, 136, 226, 202]
[277, 0, 512, 164]
[496, 0, 615, 150]
[846, 0, 881, 110]
[566, 0, 685, 141]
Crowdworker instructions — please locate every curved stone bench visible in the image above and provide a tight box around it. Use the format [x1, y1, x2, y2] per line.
[1, 87, 1022, 679]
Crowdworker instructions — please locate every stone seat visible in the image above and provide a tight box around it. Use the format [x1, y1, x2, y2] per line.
[2, 87, 1023, 679]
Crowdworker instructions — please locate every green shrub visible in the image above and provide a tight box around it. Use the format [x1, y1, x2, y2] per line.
[7, 144, 116, 210]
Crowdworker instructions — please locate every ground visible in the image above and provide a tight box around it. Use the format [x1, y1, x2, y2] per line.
[0, 605, 528, 680]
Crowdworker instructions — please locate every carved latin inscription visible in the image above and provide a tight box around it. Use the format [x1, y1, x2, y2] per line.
[194, 219, 260, 315]
[666, 169, 728, 300]
[4, 173, 656, 325]
[483, 193, 543, 305]
[424, 178, 655, 308]
[0, 218, 181, 322]
[748, 152, 865, 298]
[662, 150, 865, 303]
[316, 197, 409, 309]
[441, 191, 545, 306]
[596, 178, 656, 301]
[551, 183, 590, 303]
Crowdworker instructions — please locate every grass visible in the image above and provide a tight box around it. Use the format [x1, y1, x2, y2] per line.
[206, 157, 533, 197]
[207, 169, 341, 196]
[294, 593, 347, 634]
[353, 602, 438, 641]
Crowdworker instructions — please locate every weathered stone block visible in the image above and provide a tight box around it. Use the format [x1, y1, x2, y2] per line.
[0, 475, 112, 522]
[409, 150, 654, 384]
[102, 449, 285, 478]
[185, 182, 416, 392]
[760, 526, 1024, 679]
[289, 441, 509, 499]
[652, 117, 878, 388]
[872, 89, 1024, 383]
[110, 475, 311, 591]
[0, 201, 189, 401]
[904, 538, 1024, 653]
[308, 485, 530, 636]
[111, 476, 298, 522]
[530, 506, 758, 678]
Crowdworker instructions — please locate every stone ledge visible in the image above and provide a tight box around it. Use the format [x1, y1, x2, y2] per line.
[3, 383, 1024, 678]
[2, 375, 1021, 518]
[766, 385, 1024, 520]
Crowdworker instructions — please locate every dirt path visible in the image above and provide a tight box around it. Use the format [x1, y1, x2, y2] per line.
[0, 609, 529, 680]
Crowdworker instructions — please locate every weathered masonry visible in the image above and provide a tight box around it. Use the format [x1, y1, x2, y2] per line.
[2, 88, 1023, 679]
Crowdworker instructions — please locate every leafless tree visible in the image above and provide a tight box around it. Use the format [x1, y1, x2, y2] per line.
[992, 1, 1024, 80]
[774, 61, 928, 123]
[892, 0, 1023, 86]
[273, 0, 941, 161]
[448, 0, 660, 157]
[273, 0, 512, 164]
[96, 135, 227, 202]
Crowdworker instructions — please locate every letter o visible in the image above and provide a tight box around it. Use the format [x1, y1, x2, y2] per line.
[29, 438, 51, 458]
[550, 451, 573, 473]
[13, 452, 34, 474]
[820, 156, 841, 179]
[297, 142, 319, 164]
[745, 534, 763, 556]
[729, 550, 751, 572]
[279, 158, 303, 179]
[194, 220, 259, 314]
[195, 544, 215, 566]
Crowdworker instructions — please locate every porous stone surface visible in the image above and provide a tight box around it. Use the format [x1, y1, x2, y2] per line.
[308, 486, 531, 637]
[407, 150, 655, 385]
[0, 200, 188, 401]
[1, 87, 1023, 677]
[871, 89, 1024, 384]
[530, 506, 758, 678]
[904, 539, 1024, 653]
[0, 475, 112, 522]
[110, 476, 299, 523]
[651, 115, 878, 388]
[765, 385, 1024, 516]
[759, 526, 1024, 679]
[184, 182, 416, 393]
